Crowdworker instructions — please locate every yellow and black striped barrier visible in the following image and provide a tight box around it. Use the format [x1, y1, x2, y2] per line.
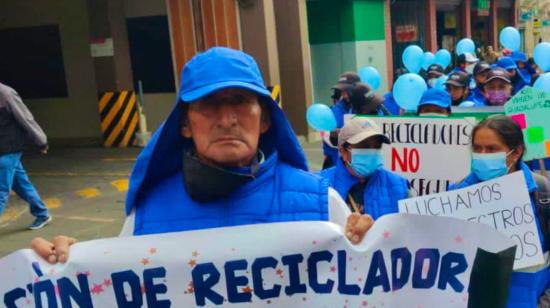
[268, 85, 281, 108]
[98, 91, 139, 147]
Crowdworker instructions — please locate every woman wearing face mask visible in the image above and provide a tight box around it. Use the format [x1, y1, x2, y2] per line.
[319, 117, 410, 219]
[483, 68, 513, 106]
[450, 115, 550, 308]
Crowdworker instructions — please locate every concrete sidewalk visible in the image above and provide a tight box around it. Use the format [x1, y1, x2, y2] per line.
[0, 147, 140, 257]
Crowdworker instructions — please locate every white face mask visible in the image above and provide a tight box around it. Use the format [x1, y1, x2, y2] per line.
[465, 64, 475, 74]
[428, 78, 437, 87]
[419, 112, 449, 117]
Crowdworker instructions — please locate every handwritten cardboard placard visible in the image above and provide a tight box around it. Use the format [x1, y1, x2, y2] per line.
[361, 116, 476, 196]
[399, 171, 544, 270]
[505, 86, 550, 161]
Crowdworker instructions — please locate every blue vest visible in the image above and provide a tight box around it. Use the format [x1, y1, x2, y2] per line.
[467, 88, 487, 107]
[450, 162, 550, 308]
[320, 158, 409, 220]
[383, 92, 401, 116]
[133, 151, 329, 235]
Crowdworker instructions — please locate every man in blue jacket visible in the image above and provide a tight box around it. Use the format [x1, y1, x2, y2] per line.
[468, 62, 491, 107]
[322, 72, 360, 169]
[320, 117, 410, 220]
[496, 56, 528, 94]
[32, 47, 373, 262]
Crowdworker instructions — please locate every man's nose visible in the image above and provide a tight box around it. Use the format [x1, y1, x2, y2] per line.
[216, 104, 238, 128]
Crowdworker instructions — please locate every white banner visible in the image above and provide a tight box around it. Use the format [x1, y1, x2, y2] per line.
[0, 215, 515, 307]
[399, 171, 544, 270]
[358, 116, 476, 196]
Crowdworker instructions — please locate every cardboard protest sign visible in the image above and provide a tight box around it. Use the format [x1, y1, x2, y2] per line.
[505, 86, 550, 161]
[362, 116, 476, 196]
[399, 171, 544, 270]
[0, 215, 515, 307]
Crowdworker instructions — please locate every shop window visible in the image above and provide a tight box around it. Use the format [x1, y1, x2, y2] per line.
[0, 25, 68, 99]
[126, 15, 175, 93]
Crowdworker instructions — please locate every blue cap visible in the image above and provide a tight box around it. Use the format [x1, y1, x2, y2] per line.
[418, 88, 451, 109]
[178, 47, 272, 102]
[496, 57, 518, 70]
[511, 51, 527, 62]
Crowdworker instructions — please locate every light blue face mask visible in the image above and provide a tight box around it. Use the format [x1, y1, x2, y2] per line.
[471, 151, 513, 181]
[349, 148, 384, 178]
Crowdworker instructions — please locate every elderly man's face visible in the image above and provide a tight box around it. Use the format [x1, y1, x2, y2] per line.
[182, 88, 271, 167]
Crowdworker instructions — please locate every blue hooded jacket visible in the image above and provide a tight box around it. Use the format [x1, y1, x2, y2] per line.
[320, 158, 409, 220]
[126, 47, 329, 235]
[449, 162, 550, 308]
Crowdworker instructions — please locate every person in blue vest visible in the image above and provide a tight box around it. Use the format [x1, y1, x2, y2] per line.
[512, 51, 536, 85]
[320, 117, 410, 220]
[417, 88, 451, 116]
[445, 71, 470, 106]
[452, 52, 479, 75]
[449, 115, 550, 308]
[496, 56, 528, 95]
[467, 62, 491, 107]
[31, 47, 374, 263]
[322, 72, 360, 169]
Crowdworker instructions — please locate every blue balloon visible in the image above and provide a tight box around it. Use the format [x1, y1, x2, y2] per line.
[534, 43, 550, 72]
[434, 49, 452, 68]
[392, 73, 428, 111]
[499, 27, 521, 52]
[456, 38, 475, 55]
[358, 66, 381, 91]
[534, 72, 550, 93]
[402, 45, 424, 74]
[306, 103, 337, 131]
[433, 75, 448, 91]
[422, 52, 436, 70]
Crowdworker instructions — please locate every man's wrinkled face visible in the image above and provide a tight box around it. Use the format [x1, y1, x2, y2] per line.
[181, 88, 271, 167]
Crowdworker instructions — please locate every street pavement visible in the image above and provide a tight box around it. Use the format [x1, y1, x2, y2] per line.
[0, 140, 325, 257]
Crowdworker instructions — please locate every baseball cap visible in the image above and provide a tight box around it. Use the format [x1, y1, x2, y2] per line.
[178, 47, 272, 102]
[473, 62, 491, 75]
[338, 117, 390, 147]
[445, 71, 469, 87]
[511, 51, 527, 62]
[427, 64, 444, 76]
[418, 88, 451, 109]
[332, 72, 361, 90]
[458, 53, 479, 64]
[496, 57, 518, 70]
[484, 68, 512, 84]
[464, 53, 479, 63]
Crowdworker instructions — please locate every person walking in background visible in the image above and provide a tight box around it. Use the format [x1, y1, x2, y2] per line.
[0, 82, 51, 230]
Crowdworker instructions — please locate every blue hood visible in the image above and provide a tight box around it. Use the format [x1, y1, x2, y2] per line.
[125, 47, 308, 214]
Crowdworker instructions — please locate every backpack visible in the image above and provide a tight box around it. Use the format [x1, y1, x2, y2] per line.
[533, 172, 550, 248]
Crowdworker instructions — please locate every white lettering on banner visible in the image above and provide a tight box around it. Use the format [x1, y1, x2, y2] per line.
[0, 215, 515, 307]
[351, 116, 476, 196]
[399, 171, 544, 270]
